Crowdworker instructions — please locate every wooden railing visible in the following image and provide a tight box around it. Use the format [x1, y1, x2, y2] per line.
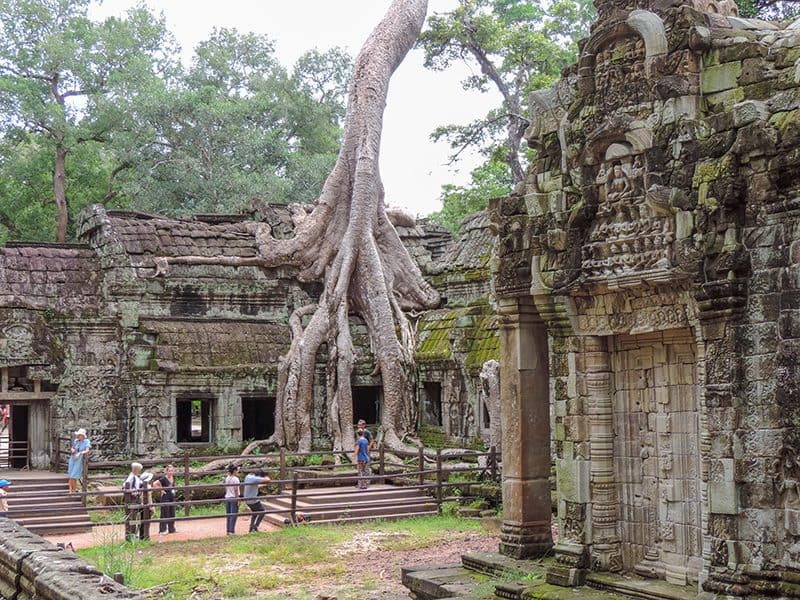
[0, 440, 29, 469]
[44, 443, 502, 534]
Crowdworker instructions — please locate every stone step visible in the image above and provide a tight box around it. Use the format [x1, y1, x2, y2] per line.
[402, 564, 488, 599]
[21, 519, 94, 536]
[276, 485, 427, 505]
[8, 502, 87, 518]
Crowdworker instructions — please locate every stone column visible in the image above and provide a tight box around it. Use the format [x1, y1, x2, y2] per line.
[582, 336, 623, 571]
[498, 296, 553, 558]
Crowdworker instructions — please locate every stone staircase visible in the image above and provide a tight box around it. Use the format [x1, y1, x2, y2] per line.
[5, 473, 92, 535]
[402, 552, 699, 600]
[262, 484, 438, 526]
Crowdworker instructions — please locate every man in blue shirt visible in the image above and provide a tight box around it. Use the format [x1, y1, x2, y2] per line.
[242, 469, 271, 533]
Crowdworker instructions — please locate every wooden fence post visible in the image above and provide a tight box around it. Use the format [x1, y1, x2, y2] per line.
[183, 453, 191, 517]
[141, 480, 151, 541]
[290, 472, 298, 524]
[489, 446, 497, 482]
[80, 453, 88, 507]
[279, 448, 287, 492]
[435, 449, 443, 510]
[378, 444, 385, 482]
[418, 446, 425, 487]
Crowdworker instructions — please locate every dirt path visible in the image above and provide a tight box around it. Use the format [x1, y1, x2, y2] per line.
[46, 515, 279, 550]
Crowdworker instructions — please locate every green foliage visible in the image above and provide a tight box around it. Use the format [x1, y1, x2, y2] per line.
[116, 32, 352, 217]
[419, 0, 593, 177]
[0, 2, 352, 242]
[0, 0, 177, 241]
[429, 157, 513, 233]
[736, 0, 800, 18]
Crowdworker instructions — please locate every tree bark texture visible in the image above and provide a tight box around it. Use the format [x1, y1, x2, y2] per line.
[257, 0, 438, 452]
[54, 144, 68, 242]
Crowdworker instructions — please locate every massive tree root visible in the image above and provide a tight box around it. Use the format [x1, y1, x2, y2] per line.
[153, 1, 437, 454]
[260, 0, 437, 453]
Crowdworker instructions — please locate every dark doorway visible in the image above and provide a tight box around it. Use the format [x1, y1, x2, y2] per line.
[242, 397, 276, 440]
[176, 398, 213, 443]
[10, 404, 29, 468]
[353, 386, 381, 426]
[422, 382, 443, 426]
[481, 398, 491, 430]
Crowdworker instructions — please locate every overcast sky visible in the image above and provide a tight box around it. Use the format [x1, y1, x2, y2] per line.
[89, 1, 500, 218]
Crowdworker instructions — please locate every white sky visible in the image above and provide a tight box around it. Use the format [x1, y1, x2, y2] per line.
[89, 1, 500, 218]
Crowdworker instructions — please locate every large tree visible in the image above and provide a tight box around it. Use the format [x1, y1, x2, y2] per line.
[114, 31, 352, 216]
[0, 0, 176, 241]
[418, 0, 593, 184]
[162, 0, 437, 452]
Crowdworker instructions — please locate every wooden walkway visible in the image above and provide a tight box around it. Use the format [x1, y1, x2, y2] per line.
[262, 484, 438, 526]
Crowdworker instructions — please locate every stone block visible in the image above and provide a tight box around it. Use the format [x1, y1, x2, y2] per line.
[556, 458, 590, 504]
[733, 99, 769, 126]
[709, 480, 739, 514]
[702, 62, 743, 94]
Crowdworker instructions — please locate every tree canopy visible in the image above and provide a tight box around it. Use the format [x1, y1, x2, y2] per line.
[418, 0, 594, 233]
[0, 0, 178, 242]
[0, 1, 351, 243]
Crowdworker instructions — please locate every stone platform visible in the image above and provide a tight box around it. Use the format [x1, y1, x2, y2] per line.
[402, 552, 697, 600]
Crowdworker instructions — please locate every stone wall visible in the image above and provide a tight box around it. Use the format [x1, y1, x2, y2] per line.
[0, 204, 497, 462]
[490, 0, 800, 594]
[0, 518, 138, 600]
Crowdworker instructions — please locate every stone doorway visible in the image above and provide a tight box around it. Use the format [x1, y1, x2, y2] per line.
[241, 396, 276, 441]
[353, 385, 381, 427]
[0, 367, 54, 469]
[611, 328, 701, 585]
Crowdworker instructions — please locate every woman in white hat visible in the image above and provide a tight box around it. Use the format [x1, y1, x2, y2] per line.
[67, 428, 91, 493]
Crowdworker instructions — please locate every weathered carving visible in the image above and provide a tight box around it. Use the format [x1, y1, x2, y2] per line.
[582, 143, 675, 279]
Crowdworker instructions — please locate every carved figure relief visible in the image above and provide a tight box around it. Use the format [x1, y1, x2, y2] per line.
[593, 37, 648, 111]
[582, 143, 674, 280]
[1, 324, 35, 360]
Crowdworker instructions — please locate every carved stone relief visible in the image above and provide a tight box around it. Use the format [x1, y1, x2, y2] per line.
[582, 142, 674, 280]
[612, 329, 701, 584]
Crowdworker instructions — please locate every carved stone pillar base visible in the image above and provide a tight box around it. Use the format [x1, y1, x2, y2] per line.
[547, 542, 588, 587]
[499, 520, 553, 559]
[590, 542, 623, 573]
[634, 549, 664, 580]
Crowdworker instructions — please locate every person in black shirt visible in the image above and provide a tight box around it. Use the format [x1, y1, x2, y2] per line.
[152, 464, 177, 534]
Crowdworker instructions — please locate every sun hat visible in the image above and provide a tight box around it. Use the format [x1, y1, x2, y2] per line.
[75, 428, 86, 436]
[0, 480, 12, 488]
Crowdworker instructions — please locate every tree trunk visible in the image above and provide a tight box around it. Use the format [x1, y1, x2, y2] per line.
[54, 144, 68, 242]
[151, 0, 437, 453]
[260, 0, 438, 452]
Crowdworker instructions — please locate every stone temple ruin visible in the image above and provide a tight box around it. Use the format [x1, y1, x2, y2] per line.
[489, 0, 800, 594]
[0, 205, 497, 467]
[3, 0, 800, 597]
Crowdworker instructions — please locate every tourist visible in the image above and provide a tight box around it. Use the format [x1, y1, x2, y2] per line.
[224, 464, 241, 535]
[152, 464, 177, 535]
[242, 468, 271, 533]
[0, 405, 8, 434]
[354, 429, 370, 490]
[0, 479, 11, 518]
[356, 419, 375, 452]
[122, 462, 146, 541]
[67, 428, 91, 494]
